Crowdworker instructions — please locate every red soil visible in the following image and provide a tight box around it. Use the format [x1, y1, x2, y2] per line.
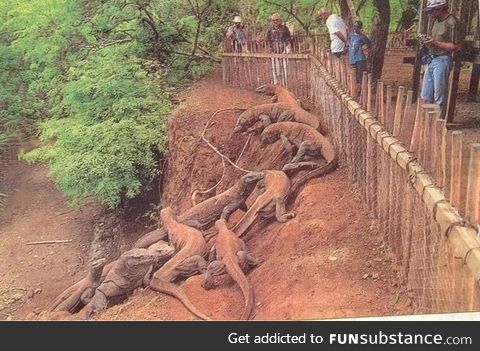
[97, 72, 413, 320]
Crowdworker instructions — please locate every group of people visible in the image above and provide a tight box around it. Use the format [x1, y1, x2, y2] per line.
[226, 13, 292, 54]
[226, 9, 372, 84]
[226, 0, 460, 119]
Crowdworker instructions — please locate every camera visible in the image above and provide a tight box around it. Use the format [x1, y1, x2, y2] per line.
[417, 34, 429, 46]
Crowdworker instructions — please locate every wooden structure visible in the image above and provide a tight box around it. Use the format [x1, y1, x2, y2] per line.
[222, 47, 480, 312]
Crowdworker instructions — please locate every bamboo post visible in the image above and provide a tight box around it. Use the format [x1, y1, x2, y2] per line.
[378, 81, 385, 124]
[450, 131, 463, 211]
[401, 90, 415, 146]
[350, 67, 357, 97]
[419, 104, 438, 167]
[410, 99, 423, 152]
[419, 106, 428, 166]
[361, 72, 368, 109]
[386, 85, 393, 132]
[393, 86, 405, 137]
[367, 73, 373, 112]
[465, 143, 480, 226]
[388, 85, 406, 261]
[436, 119, 446, 187]
[427, 111, 438, 173]
[442, 128, 452, 201]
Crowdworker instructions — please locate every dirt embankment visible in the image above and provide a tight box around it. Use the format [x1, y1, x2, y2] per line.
[97, 72, 413, 320]
[0, 71, 412, 320]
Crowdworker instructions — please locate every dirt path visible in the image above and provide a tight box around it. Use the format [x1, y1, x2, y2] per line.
[0, 163, 100, 320]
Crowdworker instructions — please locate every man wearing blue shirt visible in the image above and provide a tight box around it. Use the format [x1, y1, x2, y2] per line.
[348, 20, 372, 84]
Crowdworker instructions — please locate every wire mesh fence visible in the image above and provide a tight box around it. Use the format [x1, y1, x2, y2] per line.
[222, 47, 480, 313]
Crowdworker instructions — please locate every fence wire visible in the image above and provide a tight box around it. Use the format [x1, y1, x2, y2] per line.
[223, 49, 480, 313]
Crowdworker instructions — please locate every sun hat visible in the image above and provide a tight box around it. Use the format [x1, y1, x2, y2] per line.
[233, 16, 242, 23]
[423, 0, 448, 12]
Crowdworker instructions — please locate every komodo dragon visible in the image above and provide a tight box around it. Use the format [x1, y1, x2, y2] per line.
[255, 84, 314, 112]
[82, 247, 174, 319]
[233, 170, 295, 238]
[233, 102, 320, 134]
[133, 171, 265, 248]
[255, 84, 301, 106]
[149, 207, 210, 320]
[202, 219, 259, 320]
[260, 122, 338, 197]
[49, 241, 174, 314]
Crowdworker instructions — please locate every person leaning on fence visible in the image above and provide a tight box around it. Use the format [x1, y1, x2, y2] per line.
[349, 20, 372, 84]
[266, 13, 292, 54]
[226, 16, 249, 53]
[419, 0, 461, 120]
[317, 8, 349, 58]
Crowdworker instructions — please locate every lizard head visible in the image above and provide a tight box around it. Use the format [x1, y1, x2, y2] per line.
[214, 218, 228, 231]
[241, 171, 264, 185]
[234, 109, 255, 133]
[233, 115, 247, 133]
[122, 248, 158, 269]
[147, 240, 175, 263]
[255, 84, 275, 96]
[260, 127, 279, 147]
[90, 258, 107, 275]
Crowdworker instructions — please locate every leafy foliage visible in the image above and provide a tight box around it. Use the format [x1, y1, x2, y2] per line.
[0, 0, 409, 209]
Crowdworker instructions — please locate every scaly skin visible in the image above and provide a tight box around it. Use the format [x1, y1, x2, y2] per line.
[255, 84, 300, 105]
[261, 122, 338, 197]
[234, 103, 320, 133]
[203, 219, 259, 320]
[49, 241, 174, 315]
[82, 248, 171, 319]
[149, 207, 210, 320]
[49, 258, 107, 313]
[133, 172, 265, 248]
[233, 170, 295, 238]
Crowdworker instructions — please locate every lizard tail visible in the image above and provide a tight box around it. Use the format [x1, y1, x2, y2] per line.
[150, 278, 210, 320]
[288, 157, 338, 201]
[50, 280, 84, 312]
[233, 208, 259, 238]
[224, 257, 254, 320]
[50, 261, 113, 312]
[133, 227, 168, 248]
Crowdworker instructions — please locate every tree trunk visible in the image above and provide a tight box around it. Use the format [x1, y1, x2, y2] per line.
[339, 0, 353, 28]
[369, 0, 391, 82]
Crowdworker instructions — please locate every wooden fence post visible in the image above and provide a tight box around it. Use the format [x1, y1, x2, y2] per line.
[466, 143, 480, 226]
[450, 131, 463, 212]
[386, 85, 393, 132]
[367, 73, 373, 112]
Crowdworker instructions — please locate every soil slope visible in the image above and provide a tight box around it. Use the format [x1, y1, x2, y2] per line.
[97, 72, 413, 320]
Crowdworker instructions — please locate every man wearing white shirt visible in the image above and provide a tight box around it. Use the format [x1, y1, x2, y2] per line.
[317, 8, 349, 57]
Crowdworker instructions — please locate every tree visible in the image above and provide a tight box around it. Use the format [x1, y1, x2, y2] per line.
[368, 0, 391, 82]
[257, 0, 324, 35]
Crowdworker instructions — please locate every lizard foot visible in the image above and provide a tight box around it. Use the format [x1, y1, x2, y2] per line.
[278, 212, 295, 222]
[282, 163, 299, 174]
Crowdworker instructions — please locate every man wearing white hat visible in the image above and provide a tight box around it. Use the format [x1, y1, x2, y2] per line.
[420, 0, 461, 119]
[226, 16, 248, 53]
